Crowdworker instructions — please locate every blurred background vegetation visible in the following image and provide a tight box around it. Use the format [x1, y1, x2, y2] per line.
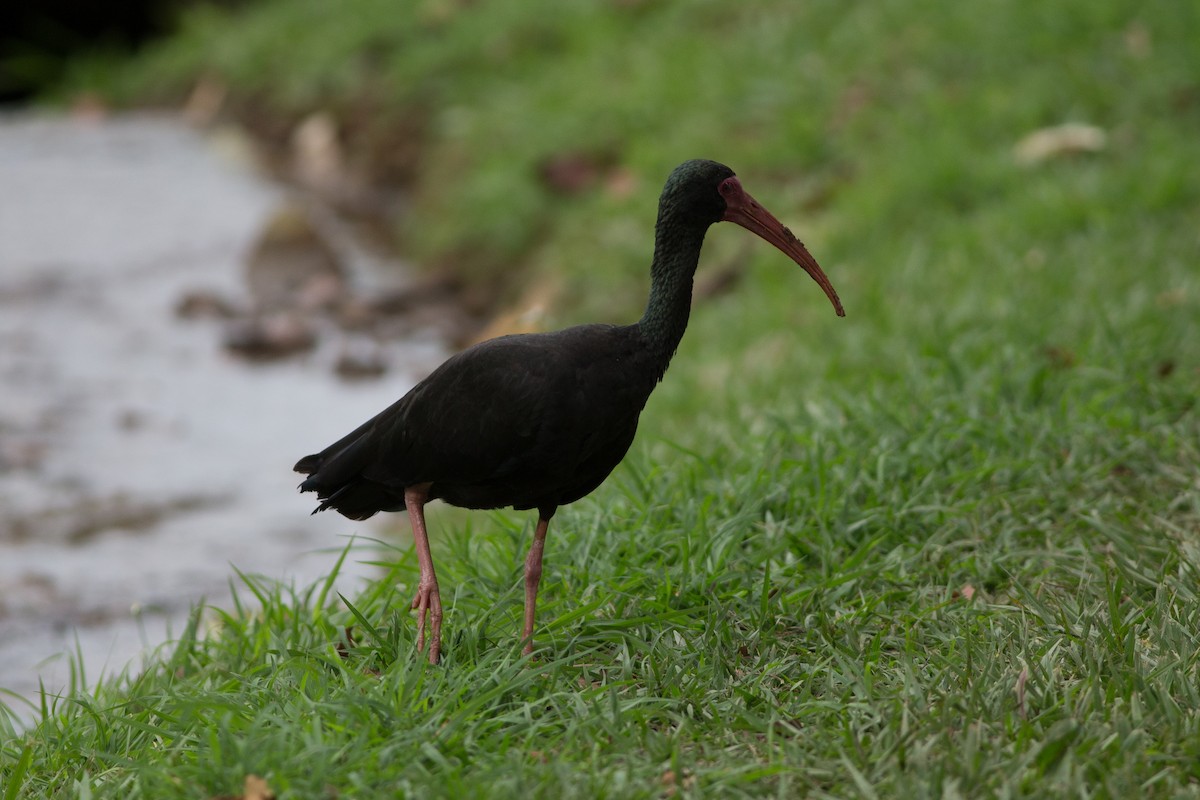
[9, 0, 1196, 334]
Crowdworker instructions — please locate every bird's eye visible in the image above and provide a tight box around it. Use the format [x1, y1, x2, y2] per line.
[718, 177, 738, 196]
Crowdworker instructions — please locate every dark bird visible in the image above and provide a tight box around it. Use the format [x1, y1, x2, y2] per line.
[295, 159, 844, 663]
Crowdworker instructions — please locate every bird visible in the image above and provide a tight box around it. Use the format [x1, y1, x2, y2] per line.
[295, 159, 844, 663]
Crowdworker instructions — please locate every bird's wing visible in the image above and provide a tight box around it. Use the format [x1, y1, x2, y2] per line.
[358, 330, 606, 487]
[297, 324, 646, 504]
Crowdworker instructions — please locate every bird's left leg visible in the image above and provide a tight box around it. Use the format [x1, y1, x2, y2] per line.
[404, 483, 442, 664]
[521, 514, 552, 656]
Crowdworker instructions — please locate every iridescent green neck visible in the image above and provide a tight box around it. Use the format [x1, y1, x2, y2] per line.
[637, 214, 710, 374]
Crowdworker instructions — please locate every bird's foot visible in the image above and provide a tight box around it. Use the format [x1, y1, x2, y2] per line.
[410, 579, 442, 664]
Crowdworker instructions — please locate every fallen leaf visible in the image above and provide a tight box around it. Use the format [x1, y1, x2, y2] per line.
[1123, 21, 1152, 59]
[209, 773, 275, 800]
[1156, 287, 1186, 308]
[604, 167, 639, 199]
[243, 775, 275, 800]
[1015, 666, 1029, 719]
[537, 151, 618, 195]
[659, 768, 696, 796]
[335, 626, 356, 660]
[1014, 123, 1106, 165]
[661, 769, 677, 793]
[1043, 346, 1077, 369]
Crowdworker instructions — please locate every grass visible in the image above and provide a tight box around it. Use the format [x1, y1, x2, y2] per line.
[5, 0, 1200, 796]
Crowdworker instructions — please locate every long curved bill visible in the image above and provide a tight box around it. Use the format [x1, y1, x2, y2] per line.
[721, 178, 845, 317]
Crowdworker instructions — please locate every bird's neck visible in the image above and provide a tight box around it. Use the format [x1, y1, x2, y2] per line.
[637, 216, 710, 376]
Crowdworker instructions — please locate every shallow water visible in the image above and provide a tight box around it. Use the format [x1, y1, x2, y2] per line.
[0, 113, 442, 714]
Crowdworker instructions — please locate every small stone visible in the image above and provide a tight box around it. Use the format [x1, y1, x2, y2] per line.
[223, 314, 317, 360]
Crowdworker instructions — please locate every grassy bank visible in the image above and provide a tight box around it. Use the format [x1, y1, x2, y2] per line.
[5, 0, 1200, 796]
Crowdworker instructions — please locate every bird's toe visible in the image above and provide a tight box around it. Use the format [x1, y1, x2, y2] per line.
[410, 581, 442, 664]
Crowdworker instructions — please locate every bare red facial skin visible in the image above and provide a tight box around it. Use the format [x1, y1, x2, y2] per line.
[719, 176, 845, 317]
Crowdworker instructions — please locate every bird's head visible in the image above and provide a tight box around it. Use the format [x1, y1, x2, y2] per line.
[663, 159, 845, 317]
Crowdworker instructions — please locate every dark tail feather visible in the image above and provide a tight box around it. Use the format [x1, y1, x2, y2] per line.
[308, 481, 405, 521]
[294, 453, 324, 474]
[298, 459, 405, 521]
[295, 405, 407, 520]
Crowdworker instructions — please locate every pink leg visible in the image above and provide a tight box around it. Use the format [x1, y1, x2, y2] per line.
[405, 484, 442, 664]
[522, 516, 551, 656]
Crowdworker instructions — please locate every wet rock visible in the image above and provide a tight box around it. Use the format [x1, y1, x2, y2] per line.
[291, 112, 347, 197]
[244, 204, 345, 312]
[0, 273, 68, 305]
[295, 270, 344, 312]
[371, 298, 481, 346]
[223, 313, 317, 360]
[0, 492, 223, 545]
[182, 75, 227, 127]
[334, 339, 388, 381]
[365, 277, 464, 336]
[0, 437, 47, 472]
[0, 572, 58, 621]
[368, 275, 462, 316]
[332, 294, 378, 331]
[334, 276, 484, 344]
[116, 408, 147, 432]
[175, 289, 240, 320]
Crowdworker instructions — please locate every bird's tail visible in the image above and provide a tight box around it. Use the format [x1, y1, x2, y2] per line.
[294, 450, 405, 521]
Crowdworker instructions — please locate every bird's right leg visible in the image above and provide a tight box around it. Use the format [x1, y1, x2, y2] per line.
[404, 483, 442, 664]
[521, 515, 552, 656]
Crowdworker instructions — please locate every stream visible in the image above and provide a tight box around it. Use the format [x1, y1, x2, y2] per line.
[0, 112, 444, 717]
